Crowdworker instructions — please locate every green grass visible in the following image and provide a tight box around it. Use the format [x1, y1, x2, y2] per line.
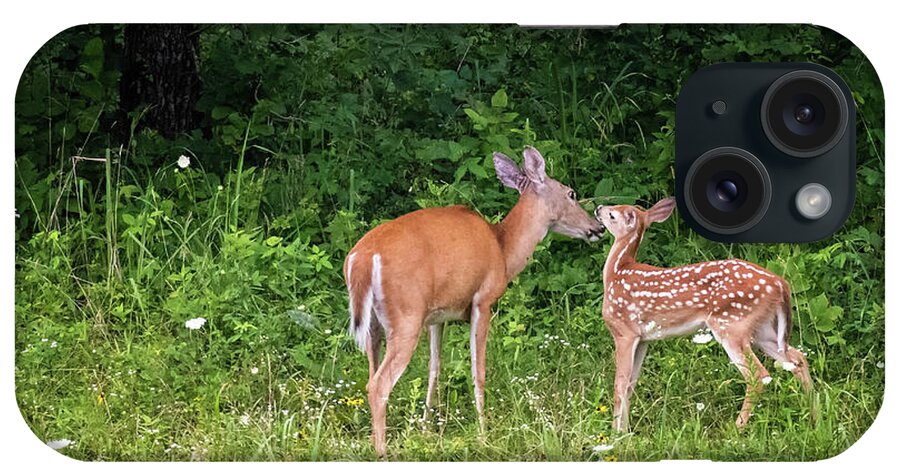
[14, 306, 882, 461]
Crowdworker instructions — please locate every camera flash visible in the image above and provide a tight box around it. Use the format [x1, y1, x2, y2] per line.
[795, 183, 832, 220]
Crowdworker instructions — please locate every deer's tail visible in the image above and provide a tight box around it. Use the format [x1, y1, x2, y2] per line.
[345, 251, 380, 351]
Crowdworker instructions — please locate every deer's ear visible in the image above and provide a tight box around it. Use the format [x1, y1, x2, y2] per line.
[647, 197, 677, 223]
[624, 208, 637, 229]
[493, 152, 524, 191]
[522, 146, 547, 185]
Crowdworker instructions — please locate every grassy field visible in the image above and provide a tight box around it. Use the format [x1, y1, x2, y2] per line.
[14, 24, 884, 461]
[14, 279, 883, 461]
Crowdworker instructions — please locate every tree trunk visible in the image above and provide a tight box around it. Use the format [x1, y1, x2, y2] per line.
[120, 25, 201, 139]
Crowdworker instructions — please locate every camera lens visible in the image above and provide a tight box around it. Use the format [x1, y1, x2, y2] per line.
[794, 104, 815, 124]
[715, 179, 739, 203]
[684, 147, 771, 234]
[761, 70, 849, 158]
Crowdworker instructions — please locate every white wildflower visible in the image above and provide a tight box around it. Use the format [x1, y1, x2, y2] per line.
[592, 444, 614, 453]
[692, 332, 713, 344]
[250, 367, 259, 375]
[184, 317, 207, 330]
[324, 329, 332, 335]
[177, 155, 191, 169]
[239, 414, 251, 426]
[695, 402, 706, 411]
[876, 361, 885, 369]
[50, 341, 58, 348]
[762, 376, 773, 385]
[217, 185, 224, 191]
[780, 361, 796, 371]
[47, 439, 74, 450]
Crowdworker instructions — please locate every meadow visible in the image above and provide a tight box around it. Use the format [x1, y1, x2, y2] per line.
[14, 24, 884, 461]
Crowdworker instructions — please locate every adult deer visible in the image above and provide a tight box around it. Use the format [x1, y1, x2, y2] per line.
[594, 197, 812, 432]
[344, 147, 603, 456]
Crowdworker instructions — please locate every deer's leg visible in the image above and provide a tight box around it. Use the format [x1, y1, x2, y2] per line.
[783, 346, 812, 392]
[470, 300, 492, 435]
[628, 341, 650, 400]
[784, 345, 816, 424]
[367, 323, 421, 458]
[423, 322, 444, 420]
[753, 326, 813, 393]
[612, 334, 640, 433]
[366, 319, 384, 383]
[754, 329, 816, 425]
[719, 336, 770, 428]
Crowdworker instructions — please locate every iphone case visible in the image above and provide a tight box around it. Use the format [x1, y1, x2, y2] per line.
[14, 24, 884, 461]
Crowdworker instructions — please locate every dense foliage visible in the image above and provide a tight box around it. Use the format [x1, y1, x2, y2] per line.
[15, 24, 884, 461]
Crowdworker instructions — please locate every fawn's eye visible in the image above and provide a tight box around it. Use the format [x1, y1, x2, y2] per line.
[567, 190, 576, 201]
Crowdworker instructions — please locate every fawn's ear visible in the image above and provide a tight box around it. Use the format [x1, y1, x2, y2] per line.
[522, 146, 547, 185]
[647, 197, 676, 223]
[493, 152, 524, 192]
[624, 208, 637, 229]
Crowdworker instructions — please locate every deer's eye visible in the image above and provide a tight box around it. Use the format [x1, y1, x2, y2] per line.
[568, 190, 576, 201]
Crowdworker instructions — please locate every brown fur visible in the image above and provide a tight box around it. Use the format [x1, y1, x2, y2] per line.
[344, 147, 602, 457]
[596, 197, 812, 432]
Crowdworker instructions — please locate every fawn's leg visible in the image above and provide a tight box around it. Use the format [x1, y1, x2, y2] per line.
[628, 341, 649, 400]
[612, 334, 641, 432]
[754, 327, 813, 393]
[719, 336, 770, 428]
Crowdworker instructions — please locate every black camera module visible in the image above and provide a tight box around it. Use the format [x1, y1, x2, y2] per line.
[676, 63, 856, 242]
[761, 70, 849, 158]
[684, 147, 771, 235]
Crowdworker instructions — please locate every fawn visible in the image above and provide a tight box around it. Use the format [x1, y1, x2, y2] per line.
[344, 147, 603, 456]
[594, 197, 812, 432]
